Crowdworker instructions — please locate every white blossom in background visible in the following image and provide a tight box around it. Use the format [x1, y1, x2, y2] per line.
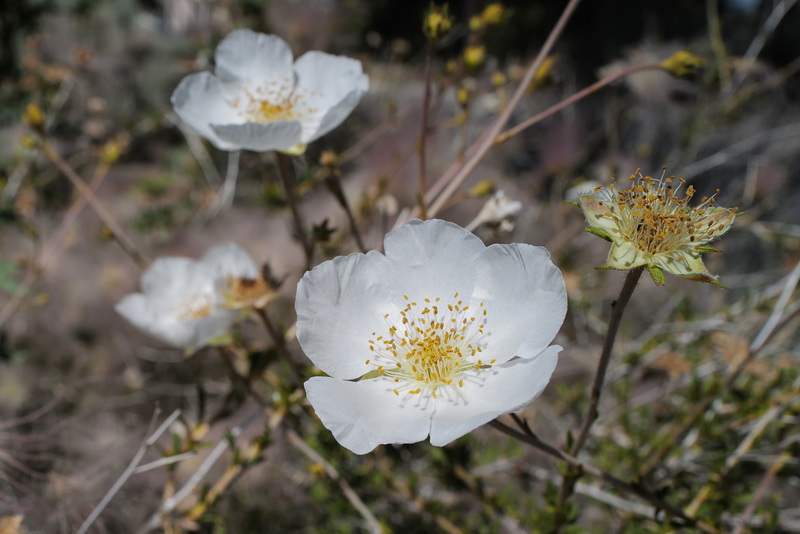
[171, 29, 369, 154]
[116, 243, 265, 351]
[465, 190, 523, 232]
[297, 219, 567, 454]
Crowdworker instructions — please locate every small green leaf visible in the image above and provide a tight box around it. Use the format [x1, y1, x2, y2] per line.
[646, 264, 666, 286]
[564, 200, 580, 207]
[695, 244, 720, 253]
[585, 225, 614, 242]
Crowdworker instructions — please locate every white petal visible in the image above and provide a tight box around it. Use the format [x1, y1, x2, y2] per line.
[472, 244, 566, 363]
[202, 242, 259, 279]
[382, 219, 486, 303]
[210, 121, 303, 152]
[115, 292, 237, 350]
[305, 377, 432, 455]
[293, 51, 368, 141]
[140, 257, 211, 296]
[214, 30, 294, 84]
[300, 89, 366, 143]
[171, 72, 241, 150]
[293, 51, 368, 107]
[429, 345, 560, 446]
[296, 251, 393, 379]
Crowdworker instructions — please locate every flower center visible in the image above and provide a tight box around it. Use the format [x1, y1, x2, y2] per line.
[224, 275, 272, 309]
[232, 78, 317, 124]
[176, 294, 213, 320]
[365, 293, 494, 399]
[597, 172, 736, 255]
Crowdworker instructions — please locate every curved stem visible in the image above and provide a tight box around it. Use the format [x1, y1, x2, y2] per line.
[572, 266, 644, 455]
[274, 152, 313, 271]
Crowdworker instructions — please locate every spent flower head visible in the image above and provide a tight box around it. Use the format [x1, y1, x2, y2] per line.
[296, 219, 566, 454]
[171, 29, 368, 154]
[577, 170, 737, 286]
[116, 243, 272, 351]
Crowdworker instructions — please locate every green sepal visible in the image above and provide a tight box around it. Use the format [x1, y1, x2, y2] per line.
[564, 200, 580, 207]
[595, 265, 616, 271]
[694, 244, 720, 253]
[680, 273, 729, 290]
[585, 225, 615, 243]
[646, 264, 666, 286]
[360, 369, 383, 380]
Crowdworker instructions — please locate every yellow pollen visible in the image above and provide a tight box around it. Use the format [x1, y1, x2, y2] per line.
[600, 172, 736, 256]
[364, 293, 492, 398]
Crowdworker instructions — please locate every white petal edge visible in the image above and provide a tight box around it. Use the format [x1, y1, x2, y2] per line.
[382, 219, 486, 304]
[472, 243, 567, 363]
[429, 345, 561, 446]
[305, 376, 432, 455]
[214, 29, 294, 84]
[210, 121, 303, 152]
[296, 250, 393, 379]
[202, 242, 259, 280]
[171, 72, 242, 150]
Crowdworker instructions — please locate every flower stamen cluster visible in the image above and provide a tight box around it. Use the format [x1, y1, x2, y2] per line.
[365, 293, 495, 399]
[578, 170, 738, 285]
[233, 79, 319, 124]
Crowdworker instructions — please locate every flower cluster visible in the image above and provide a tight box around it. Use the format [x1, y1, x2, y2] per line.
[171, 29, 368, 154]
[577, 171, 737, 285]
[116, 243, 271, 351]
[296, 219, 567, 454]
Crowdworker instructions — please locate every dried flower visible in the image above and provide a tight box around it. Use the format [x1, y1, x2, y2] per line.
[297, 219, 566, 454]
[171, 29, 369, 154]
[577, 171, 737, 286]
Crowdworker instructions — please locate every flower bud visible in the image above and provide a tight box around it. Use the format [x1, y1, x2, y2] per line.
[481, 3, 504, 25]
[464, 45, 486, 69]
[661, 50, 704, 78]
[423, 5, 452, 42]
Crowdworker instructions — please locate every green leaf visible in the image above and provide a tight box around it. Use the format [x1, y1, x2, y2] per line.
[695, 244, 720, 253]
[564, 200, 579, 207]
[585, 225, 615, 242]
[646, 264, 666, 286]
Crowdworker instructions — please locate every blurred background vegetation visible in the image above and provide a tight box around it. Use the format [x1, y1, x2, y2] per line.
[1, 0, 800, 532]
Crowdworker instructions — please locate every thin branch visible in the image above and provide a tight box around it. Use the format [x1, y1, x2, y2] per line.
[0, 160, 113, 329]
[425, 0, 583, 218]
[77, 408, 180, 534]
[638, 260, 800, 477]
[732, 449, 792, 534]
[285, 428, 383, 534]
[573, 266, 644, 455]
[136, 409, 263, 534]
[488, 419, 721, 534]
[495, 63, 662, 145]
[417, 43, 435, 218]
[275, 152, 313, 271]
[41, 138, 147, 269]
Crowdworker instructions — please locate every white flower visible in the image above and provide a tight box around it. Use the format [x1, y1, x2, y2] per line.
[297, 219, 567, 454]
[171, 29, 369, 154]
[116, 243, 260, 351]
